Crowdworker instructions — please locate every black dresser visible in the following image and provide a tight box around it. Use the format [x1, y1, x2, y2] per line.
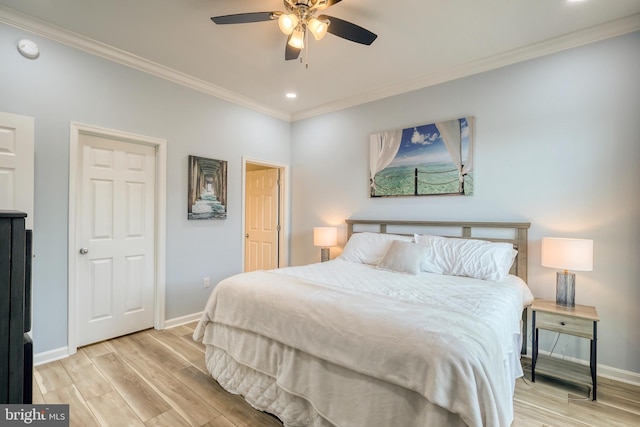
[0, 210, 33, 404]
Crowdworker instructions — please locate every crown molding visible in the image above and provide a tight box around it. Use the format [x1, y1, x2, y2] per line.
[2, 6, 638, 123]
[0, 5, 292, 122]
[291, 13, 640, 122]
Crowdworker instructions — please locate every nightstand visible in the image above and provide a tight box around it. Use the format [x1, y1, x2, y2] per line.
[531, 299, 599, 400]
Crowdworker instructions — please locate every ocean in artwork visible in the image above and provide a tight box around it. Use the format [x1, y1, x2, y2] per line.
[189, 190, 227, 220]
[373, 162, 474, 196]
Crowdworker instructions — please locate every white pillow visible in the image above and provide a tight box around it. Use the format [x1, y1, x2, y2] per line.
[339, 232, 413, 265]
[412, 234, 447, 274]
[414, 234, 517, 281]
[376, 240, 428, 275]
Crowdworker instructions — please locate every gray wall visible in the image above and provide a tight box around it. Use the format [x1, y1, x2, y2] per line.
[291, 32, 640, 376]
[0, 22, 291, 353]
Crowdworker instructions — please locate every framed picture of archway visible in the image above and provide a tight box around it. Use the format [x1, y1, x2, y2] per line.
[188, 155, 228, 220]
[369, 116, 474, 197]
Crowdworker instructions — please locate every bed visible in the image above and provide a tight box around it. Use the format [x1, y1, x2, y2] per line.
[193, 220, 533, 427]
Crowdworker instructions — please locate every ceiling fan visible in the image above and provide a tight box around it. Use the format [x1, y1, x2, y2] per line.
[211, 0, 378, 61]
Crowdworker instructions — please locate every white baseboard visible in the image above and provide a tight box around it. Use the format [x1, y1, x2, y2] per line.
[163, 311, 203, 329]
[598, 363, 640, 386]
[523, 351, 640, 387]
[34, 313, 203, 365]
[34, 346, 69, 366]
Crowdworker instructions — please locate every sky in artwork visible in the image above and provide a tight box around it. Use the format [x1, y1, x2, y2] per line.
[387, 118, 470, 168]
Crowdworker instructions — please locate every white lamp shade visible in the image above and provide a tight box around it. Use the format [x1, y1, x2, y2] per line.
[541, 237, 593, 271]
[314, 227, 337, 247]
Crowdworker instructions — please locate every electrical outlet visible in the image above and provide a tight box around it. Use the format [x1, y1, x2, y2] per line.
[203, 277, 210, 288]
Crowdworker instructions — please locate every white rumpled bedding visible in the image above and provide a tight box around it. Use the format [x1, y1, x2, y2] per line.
[193, 259, 533, 427]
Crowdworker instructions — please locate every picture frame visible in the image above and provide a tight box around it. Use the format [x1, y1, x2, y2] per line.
[369, 116, 474, 197]
[188, 155, 228, 220]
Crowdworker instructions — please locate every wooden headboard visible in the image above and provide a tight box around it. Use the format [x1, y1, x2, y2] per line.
[345, 219, 531, 283]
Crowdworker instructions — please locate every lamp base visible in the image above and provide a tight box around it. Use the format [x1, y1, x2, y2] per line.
[320, 247, 330, 262]
[556, 271, 575, 307]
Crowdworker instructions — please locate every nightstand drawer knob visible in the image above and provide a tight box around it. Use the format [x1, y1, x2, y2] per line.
[560, 321, 566, 326]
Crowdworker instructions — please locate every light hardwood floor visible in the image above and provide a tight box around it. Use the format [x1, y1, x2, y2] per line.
[33, 323, 640, 426]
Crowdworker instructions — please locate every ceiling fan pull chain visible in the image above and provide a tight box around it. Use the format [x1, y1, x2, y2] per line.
[305, 31, 309, 69]
[305, 28, 311, 69]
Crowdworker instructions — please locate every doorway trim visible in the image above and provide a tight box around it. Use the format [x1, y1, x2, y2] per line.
[242, 157, 289, 270]
[68, 122, 167, 355]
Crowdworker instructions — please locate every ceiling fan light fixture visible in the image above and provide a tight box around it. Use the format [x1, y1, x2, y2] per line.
[307, 18, 328, 41]
[278, 13, 298, 35]
[288, 28, 305, 49]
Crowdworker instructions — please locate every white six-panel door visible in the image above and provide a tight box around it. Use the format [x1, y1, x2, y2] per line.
[0, 112, 34, 229]
[76, 132, 156, 347]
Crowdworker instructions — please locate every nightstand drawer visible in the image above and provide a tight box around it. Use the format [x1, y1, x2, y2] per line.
[536, 311, 594, 339]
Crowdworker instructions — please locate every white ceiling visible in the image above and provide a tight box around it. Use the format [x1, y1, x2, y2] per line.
[1, 0, 640, 121]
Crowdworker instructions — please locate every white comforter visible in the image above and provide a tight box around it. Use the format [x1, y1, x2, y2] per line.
[194, 259, 533, 427]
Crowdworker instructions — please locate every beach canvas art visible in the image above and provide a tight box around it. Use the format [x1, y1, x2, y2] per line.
[369, 117, 475, 197]
[188, 155, 227, 220]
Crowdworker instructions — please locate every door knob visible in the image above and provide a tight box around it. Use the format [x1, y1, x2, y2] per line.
[245, 234, 249, 238]
[79, 247, 89, 254]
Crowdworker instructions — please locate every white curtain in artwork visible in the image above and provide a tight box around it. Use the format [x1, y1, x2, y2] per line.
[462, 117, 474, 176]
[369, 130, 402, 191]
[435, 117, 474, 183]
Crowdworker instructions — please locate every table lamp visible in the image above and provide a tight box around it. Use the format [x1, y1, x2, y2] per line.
[313, 227, 337, 262]
[541, 237, 593, 307]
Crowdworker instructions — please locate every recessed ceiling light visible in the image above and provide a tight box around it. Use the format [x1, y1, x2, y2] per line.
[285, 92, 297, 99]
[17, 39, 39, 59]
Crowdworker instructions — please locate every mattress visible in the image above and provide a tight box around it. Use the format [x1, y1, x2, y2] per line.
[194, 259, 534, 427]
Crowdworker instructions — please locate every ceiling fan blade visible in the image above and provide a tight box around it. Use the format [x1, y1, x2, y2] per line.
[211, 12, 278, 25]
[285, 37, 301, 61]
[318, 14, 377, 45]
